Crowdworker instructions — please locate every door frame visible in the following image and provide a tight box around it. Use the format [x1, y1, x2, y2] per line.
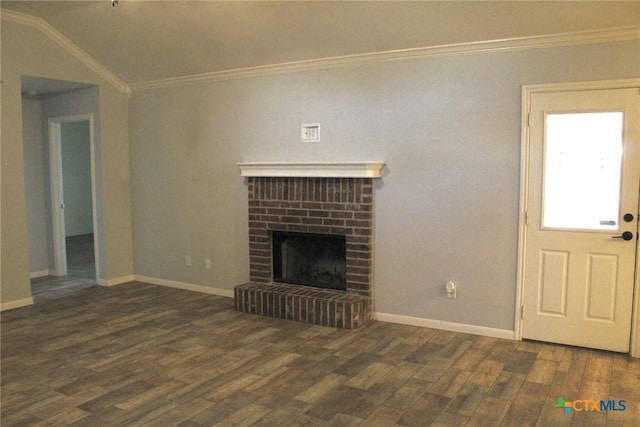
[48, 114, 100, 279]
[515, 78, 640, 357]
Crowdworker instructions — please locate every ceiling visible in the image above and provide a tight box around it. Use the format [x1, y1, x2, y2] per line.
[20, 75, 94, 98]
[3, 1, 639, 87]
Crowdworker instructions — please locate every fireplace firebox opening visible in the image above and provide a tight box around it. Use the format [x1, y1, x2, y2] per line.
[272, 231, 346, 291]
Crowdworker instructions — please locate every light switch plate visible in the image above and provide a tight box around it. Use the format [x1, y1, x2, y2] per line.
[301, 124, 320, 142]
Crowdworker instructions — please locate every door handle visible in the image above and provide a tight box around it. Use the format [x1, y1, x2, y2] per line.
[611, 231, 634, 241]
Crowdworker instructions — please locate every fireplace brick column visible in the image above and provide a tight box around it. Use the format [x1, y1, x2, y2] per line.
[247, 177, 374, 304]
[235, 176, 375, 327]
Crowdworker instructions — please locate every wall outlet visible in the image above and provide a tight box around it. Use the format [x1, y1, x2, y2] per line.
[184, 255, 191, 266]
[446, 281, 457, 299]
[205, 259, 211, 269]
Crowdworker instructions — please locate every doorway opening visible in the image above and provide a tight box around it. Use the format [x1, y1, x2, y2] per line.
[31, 116, 99, 303]
[21, 76, 101, 303]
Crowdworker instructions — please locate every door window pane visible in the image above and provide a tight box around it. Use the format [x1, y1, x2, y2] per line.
[543, 112, 623, 230]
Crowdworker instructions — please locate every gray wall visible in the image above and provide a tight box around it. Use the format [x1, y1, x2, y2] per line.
[130, 40, 640, 332]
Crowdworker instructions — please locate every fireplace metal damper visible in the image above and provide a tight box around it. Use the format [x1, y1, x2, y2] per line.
[234, 161, 385, 329]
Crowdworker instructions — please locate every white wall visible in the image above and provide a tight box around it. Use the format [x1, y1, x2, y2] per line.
[130, 39, 640, 332]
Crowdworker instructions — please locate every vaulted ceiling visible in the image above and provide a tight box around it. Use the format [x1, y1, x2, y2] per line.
[2, 1, 639, 87]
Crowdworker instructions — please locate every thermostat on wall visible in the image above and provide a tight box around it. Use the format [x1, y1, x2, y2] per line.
[301, 124, 320, 142]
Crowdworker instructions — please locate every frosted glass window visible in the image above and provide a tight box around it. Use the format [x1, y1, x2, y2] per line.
[543, 112, 623, 230]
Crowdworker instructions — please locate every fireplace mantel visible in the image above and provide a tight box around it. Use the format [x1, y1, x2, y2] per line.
[237, 161, 385, 178]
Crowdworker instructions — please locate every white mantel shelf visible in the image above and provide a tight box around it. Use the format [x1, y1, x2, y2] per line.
[237, 161, 386, 178]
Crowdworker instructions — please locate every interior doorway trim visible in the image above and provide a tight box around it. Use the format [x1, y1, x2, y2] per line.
[48, 114, 100, 281]
[515, 78, 640, 357]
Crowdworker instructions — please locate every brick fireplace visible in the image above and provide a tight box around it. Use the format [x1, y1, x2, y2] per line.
[234, 162, 384, 329]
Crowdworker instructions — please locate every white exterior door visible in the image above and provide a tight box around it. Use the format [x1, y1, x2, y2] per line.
[522, 87, 640, 352]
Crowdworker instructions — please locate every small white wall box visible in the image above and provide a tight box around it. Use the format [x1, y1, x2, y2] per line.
[301, 124, 320, 142]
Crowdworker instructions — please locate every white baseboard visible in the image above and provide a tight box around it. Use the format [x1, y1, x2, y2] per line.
[97, 275, 135, 287]
[0, 297, 34, 312]
[29, 270, 52, 279]
[134, 275, 235, 298]
[373, 312, 516, 340]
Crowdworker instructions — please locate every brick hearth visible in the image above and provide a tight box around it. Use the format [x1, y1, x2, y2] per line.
[234, 282, 368, 329]
[234, 176, 375, 328]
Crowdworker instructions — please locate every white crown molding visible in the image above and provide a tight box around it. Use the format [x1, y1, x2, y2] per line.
[3, 7, 638, 94]
[129, 25, 640, 92]
[1, 9, 130, 94]
[237, 161, 386, 178]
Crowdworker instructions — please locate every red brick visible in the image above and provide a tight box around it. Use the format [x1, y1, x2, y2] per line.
[330, 211, 353, 219]
[286, 209, 308, 216]
[267, 208, 287, 215]
[346, 219, 370, 228]
[347, 282, 370, 291]
[301, 217, 323, 225]
[250, 262, 271, 270]
[322, 218, 344, 226]
[268, 223, 288, 231]
[347, 235, 370, 244]
[347, 273, 370, 283]
[308, 226, 331, 234]
[354, 212, 372, 220]
[286, 224, 309, 233]
[330, 227, 353, 235]
[348, 258, 372, 268]
[346, 243, 370, 252]
[281, 216, 301, 224]
[323, 203, 347, 211]
[302, 202, 323, 209]
[353, 228, 372, 236]
[348, 266, 371, 276]
[346, 250, 370, 259]
[249, 248, 270, 257]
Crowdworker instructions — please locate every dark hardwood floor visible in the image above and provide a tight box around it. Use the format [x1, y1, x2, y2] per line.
[2, 282, 639, 426]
